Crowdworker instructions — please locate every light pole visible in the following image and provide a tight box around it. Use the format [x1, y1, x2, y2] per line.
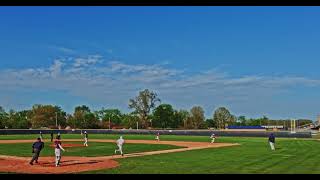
[109, 112, 116, 130]
[291, 119, 296, 133]
[55, 112, 58, 128]
[150, 119, 152, 128]
[73, 115, 76, 129]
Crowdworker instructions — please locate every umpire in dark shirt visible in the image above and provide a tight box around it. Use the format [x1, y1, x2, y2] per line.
[29, 138, 44, 165]
[51, 132, 54, 142]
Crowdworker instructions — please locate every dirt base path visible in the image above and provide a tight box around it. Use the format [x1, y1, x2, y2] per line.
[0, 139, 239, 174]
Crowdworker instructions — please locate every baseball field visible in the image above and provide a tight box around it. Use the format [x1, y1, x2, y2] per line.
[0, 134, 319, 174]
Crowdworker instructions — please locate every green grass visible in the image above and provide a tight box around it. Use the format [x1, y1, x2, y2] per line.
[87, 136, 320, 174]
[1, 134, 320, 174]
[1, 133, 308, 142]
[0, 134, 213, 141]
[0, 141, 182, 157]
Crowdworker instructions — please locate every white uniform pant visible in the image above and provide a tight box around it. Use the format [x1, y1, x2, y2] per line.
[84, 138, 88, 146]
[211, 138, 215, 143]
[55, 148, 62, 166]
[269, 142, 275, 150]
[115, 144, 123, 154]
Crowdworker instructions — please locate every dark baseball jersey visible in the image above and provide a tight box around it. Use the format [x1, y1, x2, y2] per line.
[54, 140, 62, 149]
[32, 141, 44, 151]
[268, 135, 275, 143]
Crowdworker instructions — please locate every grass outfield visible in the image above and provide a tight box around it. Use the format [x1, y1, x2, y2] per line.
[0, 134, 215, 141]
[89, 137, 320, 174]
[0, 133, 312, 142]
[0, 134, 320, 174]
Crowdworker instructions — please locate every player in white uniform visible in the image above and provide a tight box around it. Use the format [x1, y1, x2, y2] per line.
[39, 131, 43, 141]
[210, 133, 216, 143]
[54, 136, 65, 167]
[114, 136, 125, 156]
[83, 131, 88, 147]
[155, 132, 160, 141]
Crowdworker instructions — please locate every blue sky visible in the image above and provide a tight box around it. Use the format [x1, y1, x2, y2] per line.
[1, 6, 320, 120]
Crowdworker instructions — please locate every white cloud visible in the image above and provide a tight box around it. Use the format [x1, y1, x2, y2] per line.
[73, 55, 102, 67]
[1, 57, 320, 94]
[49, 60, 64, 78]
[1, 56, 320, 118]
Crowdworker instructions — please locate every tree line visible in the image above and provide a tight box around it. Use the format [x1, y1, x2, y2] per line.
[0, 89, 313, 129]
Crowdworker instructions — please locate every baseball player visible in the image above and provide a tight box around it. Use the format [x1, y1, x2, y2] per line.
[268, 133, 276, 151]
[83, 131, 88, 147]
[114, 136, 125, 156]
[50, 131, 54, 142]
[210, 133, 216, 143]
[54, 135, 65, 167]
[155, 132, 160, 141]
[57, 132, 61, 140]
[29, 137, 44, 165]
[39, 131, 43, 141]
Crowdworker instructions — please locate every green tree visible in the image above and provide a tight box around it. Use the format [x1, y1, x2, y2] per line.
[71, 105, 100, 129]
[152, 104, 175, 128]
[6, 109, 15, 128]
[206, 118, 216, 128]
[229, 115, 237, 126]
[121, 112, 141, 129]
[97, 108, 122, 128]
[188, 106, 205, 129]
[0, 106, 8, 129]
[8, 110, 31, 129]
[128, 89, 161, 128]
[75, 105, 91, 114]
[175, 110, 190, 129]
[30, 105, 67, 128]
[66, 114, 75, 128]
[69, 105, 90, 128]
[84, 112, 100, 129]
[171, 110, 188, 128]
[213, 107, 233, 129]
[238, 116, 246, 126]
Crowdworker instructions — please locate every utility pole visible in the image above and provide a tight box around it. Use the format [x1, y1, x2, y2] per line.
[56, 112, 58, 128]
[291, 119, 296, 133]
[136, 121, 139, 130]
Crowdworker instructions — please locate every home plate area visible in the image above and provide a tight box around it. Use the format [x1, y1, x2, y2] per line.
[0, 139, 239, 174]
